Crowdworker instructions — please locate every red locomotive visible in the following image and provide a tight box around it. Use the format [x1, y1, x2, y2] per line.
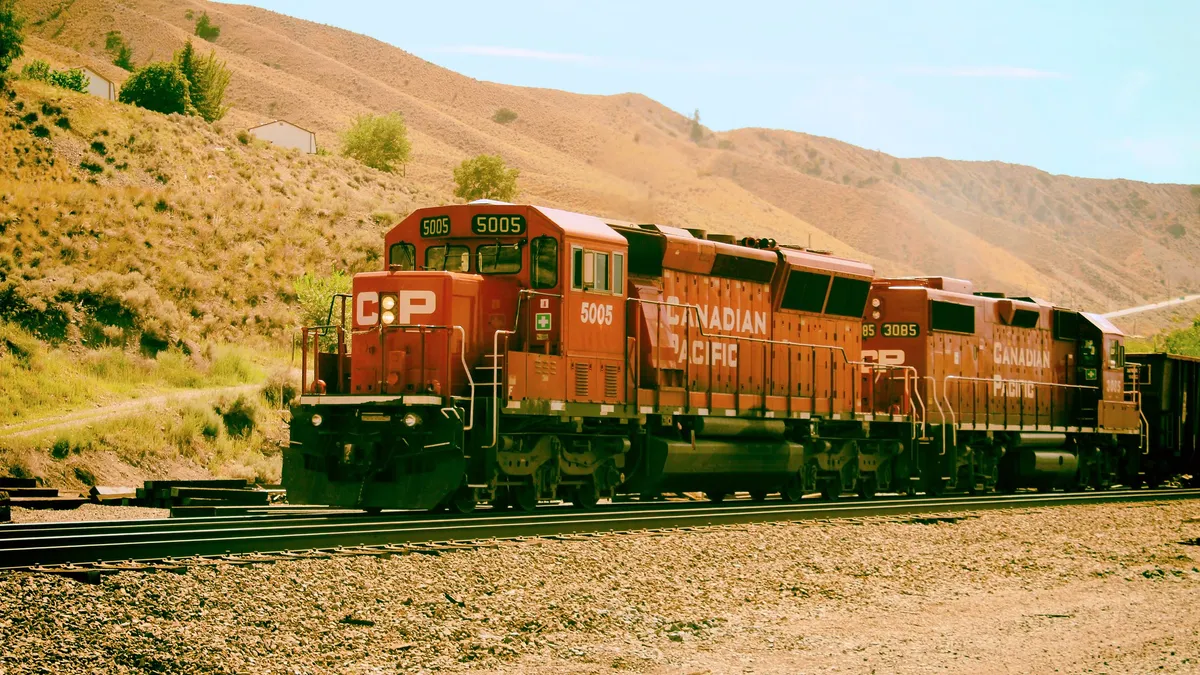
[285, 202, 1152, 512]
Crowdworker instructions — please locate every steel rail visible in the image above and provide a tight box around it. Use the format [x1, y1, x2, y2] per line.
[2, 489, 1198, 570]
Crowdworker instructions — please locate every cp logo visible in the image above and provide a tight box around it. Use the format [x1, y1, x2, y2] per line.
[355, 290, 437, 326]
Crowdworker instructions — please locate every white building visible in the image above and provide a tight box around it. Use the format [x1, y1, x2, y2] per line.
[77, 66, 116, 101]
[247, 120, 317, 154]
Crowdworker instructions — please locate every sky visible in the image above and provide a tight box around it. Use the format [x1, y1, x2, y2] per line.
[232, 0, 1199, 184]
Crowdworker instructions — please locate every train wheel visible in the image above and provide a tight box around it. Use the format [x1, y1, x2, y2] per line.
[749, 490, 769, 502]
[571, 483, 600, 510]
[512, 485, 538, 512]
[820, 479, 840, 502]
[780, 478, 805, 503]
[705, 491, 727, 503]
[856, 476, 877, 500]
[923, 476, 945, 497]
[449, 487, 476, 514]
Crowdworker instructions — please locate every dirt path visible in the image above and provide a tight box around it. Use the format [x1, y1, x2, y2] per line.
[0, 384, 261, 441]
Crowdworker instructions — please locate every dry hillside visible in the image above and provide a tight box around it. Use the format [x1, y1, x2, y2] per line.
[13, 0, 1200, 315]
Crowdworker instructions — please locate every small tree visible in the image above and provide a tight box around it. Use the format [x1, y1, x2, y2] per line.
[48, 67, 87, 92]
[20, 59, 49, 81]
[118, 62, 193, 116]
[340, 112, 411, 173]
[689, 109, 703, 143]
[175, 40, 230, 122]
[0, 0, 25, 85]
[105, 31, 134, 71]
[453, 154, 520, 202]
[194, 12, 220, 42]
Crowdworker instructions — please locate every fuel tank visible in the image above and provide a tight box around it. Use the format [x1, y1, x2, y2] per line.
[636, 434, 805, 494]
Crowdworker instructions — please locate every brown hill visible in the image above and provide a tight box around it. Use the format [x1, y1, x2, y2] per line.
[14, 0, 1200, 313]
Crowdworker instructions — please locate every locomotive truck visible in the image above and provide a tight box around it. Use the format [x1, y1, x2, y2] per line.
[284, 202, 1154, 512]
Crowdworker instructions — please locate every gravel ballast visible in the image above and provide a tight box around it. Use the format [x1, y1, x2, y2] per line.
[1, 501, 1198, 674]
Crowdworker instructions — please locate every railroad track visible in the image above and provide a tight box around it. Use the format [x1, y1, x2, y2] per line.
[3, 489, 1198, 578]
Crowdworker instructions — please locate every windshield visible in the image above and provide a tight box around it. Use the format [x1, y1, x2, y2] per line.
[476, 243, 523, 274]
[425, 245, 470, 272]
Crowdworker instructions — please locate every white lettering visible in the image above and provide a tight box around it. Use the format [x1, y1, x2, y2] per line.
[356, 291, 379, 326]
[397, 290, 437, 324]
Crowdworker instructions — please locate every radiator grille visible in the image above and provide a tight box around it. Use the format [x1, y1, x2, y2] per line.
[604, 364, 620, 399]
[573, 362, 591, 399]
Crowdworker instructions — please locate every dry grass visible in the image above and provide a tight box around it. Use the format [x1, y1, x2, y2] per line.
[12, 0, 1199, 312]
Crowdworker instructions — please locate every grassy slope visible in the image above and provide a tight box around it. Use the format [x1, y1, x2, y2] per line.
[17, 0, 1200, 310]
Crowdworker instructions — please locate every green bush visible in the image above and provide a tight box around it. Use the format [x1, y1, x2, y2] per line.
[293, 271, 351, 328]
[453, 154, 520, 202]
[20, 60, 87, 92]
[0, 0, 25, 85]
[217, 394, 257, 438]
[175, 40, 230, 122]
[194, 12, 220, 42]
[105, 31, 134, 71]
[340, 112, 411, 173]
[118, 61, 194, 116]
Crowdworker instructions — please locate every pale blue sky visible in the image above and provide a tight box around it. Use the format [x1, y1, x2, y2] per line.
[233, 0, 1198, 184]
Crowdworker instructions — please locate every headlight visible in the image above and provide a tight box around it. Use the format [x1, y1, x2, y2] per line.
[381, 310, 396, 325]
[311, 414, 323, 427]
[871, 311, 881, 320]
[402, 412, 421, 428]
[381, 294, 396, 311]
[871, 297, 881, 308]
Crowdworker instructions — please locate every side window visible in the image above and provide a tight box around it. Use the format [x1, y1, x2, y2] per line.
[388, 243, 415, 270]
[572, 247, 584, 290]
[594, 253, 609, 292]
[532, 237, 558, 289]
[612, 252, 624, 295]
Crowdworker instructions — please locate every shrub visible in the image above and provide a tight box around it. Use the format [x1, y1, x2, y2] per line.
[118, 62, 194, 116]
[262, 370, 299, 408]
[492, 107, 518, 124]
[453, 154, 520, 202]
[340, 112, 411, 173]
[194, 12, 220, 42]
[105, 31, 134, 71]
[1167, 223, 1186, 238]
[175, 40, 230, 122]
[20, 59, 49, 82]
[217, 394, 256, 437]
[293, 271, 351, 328]
[53, 115, 69, 129]
[79, 160, 103, 173]
[48, 68, 87, 92]
[236, 129, 250, 144]
[0, 0, 25, 85]
[31, 124, 48, 138]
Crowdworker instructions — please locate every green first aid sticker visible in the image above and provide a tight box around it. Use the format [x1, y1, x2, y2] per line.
[535, 313, 552, 331]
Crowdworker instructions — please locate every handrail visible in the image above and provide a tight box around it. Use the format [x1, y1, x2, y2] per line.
[453, 325, 475, 431]
[628, 297, 916, 420]
[487, 329, 516, 450]
[924, 376, 947, 453]
[941, 375, 1101, 447]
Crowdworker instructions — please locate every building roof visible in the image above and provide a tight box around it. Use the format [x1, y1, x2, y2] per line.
[247, 119, 316, 135]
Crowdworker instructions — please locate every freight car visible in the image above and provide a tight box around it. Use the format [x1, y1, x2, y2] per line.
[863, 277, 1145, 493]
[285, 202, 919, 511]
[1126, 352, 1200, 486]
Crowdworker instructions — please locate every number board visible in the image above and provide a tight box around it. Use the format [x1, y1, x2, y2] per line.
[472, 214, 526, 236]
[881, 322, 920, 338]
[420, 215, 451, 238]
[862, 324, 876, 339]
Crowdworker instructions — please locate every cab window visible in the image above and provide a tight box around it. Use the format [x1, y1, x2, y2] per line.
[531, 236, 558, 288]
[571, 247, 613, 292]
[612, 252, 624, 295]
[477, 243, 523, 274]
[389, 242, 415, 270]
[426, 244, 470, 272]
